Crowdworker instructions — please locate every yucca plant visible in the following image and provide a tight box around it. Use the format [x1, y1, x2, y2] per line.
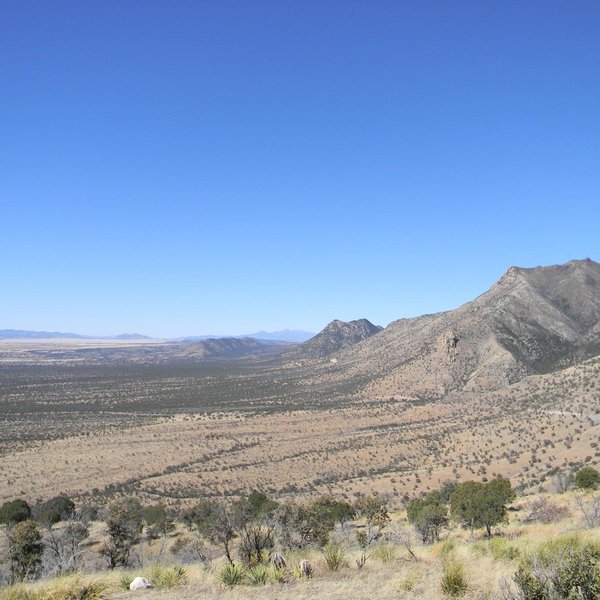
[216, 563, 245, 587]
[245, 564, 269, 586]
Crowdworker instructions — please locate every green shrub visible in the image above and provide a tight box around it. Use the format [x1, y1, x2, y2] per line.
[0, 500, 31, 526]
[407, 491, 448, 543]
[34, 496, 74, 526]
[440, 561, 469, 597]
[513, 534, 600, 599]
[322, 543, 347, 571]
[8, 520, 44, 581]
[216, 563, 245, 586]
[575, 466, 600, 490]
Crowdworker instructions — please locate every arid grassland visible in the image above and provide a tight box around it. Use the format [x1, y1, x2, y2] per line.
[1, 486, 600, 600]
[1, 345, 599, 506]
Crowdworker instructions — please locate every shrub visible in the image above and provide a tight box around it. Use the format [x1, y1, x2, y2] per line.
[34, 496, 74, 526]
[322, 543, 347, 571]
[522, 496, 569, 524]
[237, 524, 274, 566]
[99, 498, 143, 569]
[0, 500, 31, 526]
[513, 534, 600, 599]
[440, 561, 469, 597]
[216, 563, 245, 587]
[355, 494, 391, 543]
[575, 466, 600, 490]
[407, 491, 448, 544]
[144, 504, 174, 539]
[8, 520, 44, 582]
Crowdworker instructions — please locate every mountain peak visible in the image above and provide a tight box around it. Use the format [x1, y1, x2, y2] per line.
[289, 318, 383, 359]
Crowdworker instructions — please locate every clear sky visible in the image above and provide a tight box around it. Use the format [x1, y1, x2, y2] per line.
[1, 1, 599, 338]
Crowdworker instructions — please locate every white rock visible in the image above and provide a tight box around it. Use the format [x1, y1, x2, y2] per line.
[129, 577, 153, 591]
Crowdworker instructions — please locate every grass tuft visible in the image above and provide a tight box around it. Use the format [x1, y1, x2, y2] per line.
[371, 543, 396, 562]
[143, 565, 188, 589]
[440, 560, 469, 597]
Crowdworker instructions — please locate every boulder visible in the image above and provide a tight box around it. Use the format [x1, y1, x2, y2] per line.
[129, 577, 153, 591]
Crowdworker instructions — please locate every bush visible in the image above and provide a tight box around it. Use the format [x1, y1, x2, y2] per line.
[0, 500, 31, 526]
[8, 520, 44, 582]
[522, 496, 569, 524]
[237, 524, 274, 566]
[322, 543, 347, 571]
[513, 535, 600, 599]
[34, 496, 74, 526]
[407, 491, 448, 544]
[575, 466, 600, 490]
[144, 504, 174, 539]
[216, 563, 245, 587]
[99, 498, 143, 569]
[440, 561, 469, 597]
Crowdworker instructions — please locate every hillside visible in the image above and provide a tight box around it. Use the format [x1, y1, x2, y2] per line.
[314, 259, 600, 399]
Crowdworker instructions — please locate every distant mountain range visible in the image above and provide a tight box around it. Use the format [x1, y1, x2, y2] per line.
[0, 330, 151, 340]
[0, 329, 315, 343]
[174, 330, 315, 343]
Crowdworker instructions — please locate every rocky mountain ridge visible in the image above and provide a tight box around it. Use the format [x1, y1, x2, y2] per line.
[302, 259, 600, 400]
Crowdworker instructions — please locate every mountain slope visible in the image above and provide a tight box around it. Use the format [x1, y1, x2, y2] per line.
[321, 259, 600, 399]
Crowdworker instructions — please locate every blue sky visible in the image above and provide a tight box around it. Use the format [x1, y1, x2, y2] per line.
[1, 1, 599, 338]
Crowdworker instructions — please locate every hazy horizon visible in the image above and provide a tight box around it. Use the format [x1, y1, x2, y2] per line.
[2, 2, 599, 338]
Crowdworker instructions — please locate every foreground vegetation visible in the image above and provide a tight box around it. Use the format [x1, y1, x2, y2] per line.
[1, 467, 600, 599]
